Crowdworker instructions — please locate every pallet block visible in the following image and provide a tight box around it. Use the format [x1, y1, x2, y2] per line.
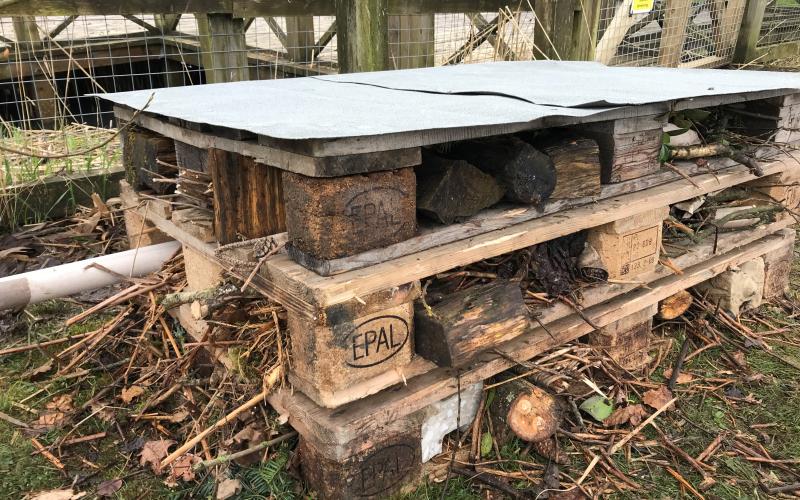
[587, 206, 668, 280]
[695, 257, 765, 316]
[283, 168, 417, 262]
[578, 114, 663, 183]
[120, 181, 173, 248]
[587, 304, 656, 371]
[762, 230, 796, 300]
[289, 382, 482, 499]
[287, 281, 421, 408]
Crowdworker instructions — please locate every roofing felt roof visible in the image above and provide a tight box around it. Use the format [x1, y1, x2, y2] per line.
[97, 61, 800, 142]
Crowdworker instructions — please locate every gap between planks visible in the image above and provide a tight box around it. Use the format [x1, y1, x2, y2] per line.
[266, 152, 800, 309]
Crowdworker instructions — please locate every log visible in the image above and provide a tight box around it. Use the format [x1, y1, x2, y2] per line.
[657, 290, 693, 320]
[414, 281, 530, 368]
[443, 136, 556, 204]
[540, 137, 601, 199]
[490, 379, 561, 447]
[416, 150, 503, 224]
[506, 385, 561, 442]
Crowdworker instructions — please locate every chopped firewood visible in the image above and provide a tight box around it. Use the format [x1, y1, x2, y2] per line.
[658, 290, 693, 320]
[442, 135, 556, 204]
[506, 385, 562, 442]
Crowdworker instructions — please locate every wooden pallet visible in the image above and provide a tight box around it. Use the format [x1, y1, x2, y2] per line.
[111, 82, 800, 497]
[113, 89, 800, 275]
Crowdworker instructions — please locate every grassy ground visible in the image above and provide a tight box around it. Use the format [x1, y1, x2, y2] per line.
[405, 229, 800, 499]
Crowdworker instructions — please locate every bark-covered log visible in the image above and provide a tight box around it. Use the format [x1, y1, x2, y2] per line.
[414, 281, 530, 368]
[443, 136, 556, 204]
[416, 150, 504, 224]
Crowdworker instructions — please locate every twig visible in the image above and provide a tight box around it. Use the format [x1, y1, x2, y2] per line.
[193, 431, 297, 470]
[161, 364, 282, 468]
[31, 438, 65, 471]
[0, 410, 29, 428]
[608, 397, 677, 455]
[668, 336, 692, 391]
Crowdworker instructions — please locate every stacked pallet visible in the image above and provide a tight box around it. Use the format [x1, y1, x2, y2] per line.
[104, 62, 800, 498]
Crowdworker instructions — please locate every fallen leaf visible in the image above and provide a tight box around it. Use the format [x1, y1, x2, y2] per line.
[28, 359, 55, 379]
[643, 386, 673, 410]
[167, 410, 189, 423]
[91, 403, 116, 423]
[35, 411, 66, 430]
[140, 439, 176, 474]
[604, 404, 647, 427]
[731, 351, 748, 368]
[216, 478, 242, 500]
[663, 368, 695, 384]
[46, 394, 73, 412]
[579, 395, 614, 421]
[96, 479, 123, 498]
[165, 454, 200, 486]
[0, 246, 31, 260]
[121, 385, 145, 404]
[26, 489, 86, 500]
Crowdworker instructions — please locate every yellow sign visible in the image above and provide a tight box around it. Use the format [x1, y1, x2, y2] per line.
[631, 0, 655, 14]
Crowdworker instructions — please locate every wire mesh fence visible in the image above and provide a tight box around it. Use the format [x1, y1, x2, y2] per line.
[759, 0, 800, 47]
[596, 0, 744, 68]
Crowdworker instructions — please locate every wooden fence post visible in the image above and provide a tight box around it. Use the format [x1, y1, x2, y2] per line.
[13, 16, 59, 128]
[155, 14, 186, 87]
[336, 0, 389, 73]
[734, 0, 767, 63]
[530, 0, 578, 60]
[388, 14, 434, 69]
[569, 0, 601, 60]
[285, 16, 316, 63]
[196, 13, 249, 83]
[657, 0, 692, 67]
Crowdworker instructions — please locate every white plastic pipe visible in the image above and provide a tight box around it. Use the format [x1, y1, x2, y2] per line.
[0, 240, 181, 310]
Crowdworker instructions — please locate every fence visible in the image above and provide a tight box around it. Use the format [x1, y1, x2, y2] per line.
[0, 0, 789, 187]
[736, 0, 800, 63]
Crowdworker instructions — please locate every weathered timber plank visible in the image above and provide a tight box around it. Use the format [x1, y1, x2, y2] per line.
[208, 149, 285, 244]
[267, 230, 793, 446]
[265, 154, 799, 309]
[114, 106, 422, 177]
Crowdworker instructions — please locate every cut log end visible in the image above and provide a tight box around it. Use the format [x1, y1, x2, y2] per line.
[506, 386, 560, 442]
[658, 290, 693, 320]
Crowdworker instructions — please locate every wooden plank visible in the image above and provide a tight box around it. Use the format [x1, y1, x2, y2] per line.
[733, 0, 768, 63]
[336, 0, 389, 73]
[265, 153, 799, 309]
[114, 106, 421, 177]
[657, 0, 692, 67]
[268, 229, 793, 446]
[388, 14, 435, 69]
[196, 13, 249, 84]
[207, 149, 286, 244]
